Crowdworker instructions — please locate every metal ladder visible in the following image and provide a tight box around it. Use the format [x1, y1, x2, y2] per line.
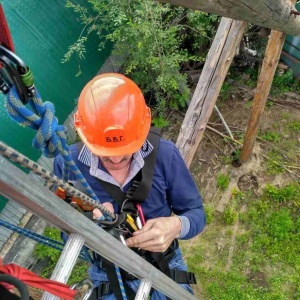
[0, 155, 200, 300]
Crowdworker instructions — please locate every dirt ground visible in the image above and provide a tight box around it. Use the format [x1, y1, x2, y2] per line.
[163, 88, 300, 203]
[170, 88, 300, 298]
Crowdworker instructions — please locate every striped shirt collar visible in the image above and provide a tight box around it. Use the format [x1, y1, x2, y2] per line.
[78, 140, 153, 188]
[78, 139, 153, 167]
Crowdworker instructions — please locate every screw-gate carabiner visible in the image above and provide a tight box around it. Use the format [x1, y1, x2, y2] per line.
[0, 45, 35, 104]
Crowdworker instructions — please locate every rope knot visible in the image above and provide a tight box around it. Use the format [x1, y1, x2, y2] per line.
[6, 86, 68, 158]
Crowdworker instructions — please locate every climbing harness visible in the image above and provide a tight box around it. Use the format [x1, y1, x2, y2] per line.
[78, 128, 197, 300]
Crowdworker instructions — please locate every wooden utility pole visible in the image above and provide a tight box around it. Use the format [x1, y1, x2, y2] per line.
[158, 0, 300, 36]
[176, 18, 247, 167]
[240, 36, 288, 162]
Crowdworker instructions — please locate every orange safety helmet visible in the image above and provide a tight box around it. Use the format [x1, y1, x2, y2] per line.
[74, 73, 151, 156]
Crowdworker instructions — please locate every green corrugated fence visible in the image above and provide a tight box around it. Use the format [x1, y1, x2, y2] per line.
[0, 0, 112, 211]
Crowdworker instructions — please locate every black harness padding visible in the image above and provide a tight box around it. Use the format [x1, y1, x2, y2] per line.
[93, 127, 161, 214]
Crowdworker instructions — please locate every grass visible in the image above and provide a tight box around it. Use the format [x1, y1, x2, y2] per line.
[217, 173, 230, 190]
[34, 227, 89, 285]
[181, 102, 300, 299]
[255, 115, 300, 175]
[181, 182, 300, 300]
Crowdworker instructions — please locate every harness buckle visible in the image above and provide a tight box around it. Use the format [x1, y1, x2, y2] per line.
[97, 282, 111, 298]
[187, 272, 197, 284]
[0, 45, 35, 104]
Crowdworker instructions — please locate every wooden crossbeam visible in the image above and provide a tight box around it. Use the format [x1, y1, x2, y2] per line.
[158, 0, 300, 36]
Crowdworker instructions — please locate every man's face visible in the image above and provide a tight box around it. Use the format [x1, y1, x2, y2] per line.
[99, 154, 133, 170]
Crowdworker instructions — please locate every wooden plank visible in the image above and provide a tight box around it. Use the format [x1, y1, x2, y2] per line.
[176, 18, 247, 167]
[240, 30, 287, 163]
[157, 0, 300, 36]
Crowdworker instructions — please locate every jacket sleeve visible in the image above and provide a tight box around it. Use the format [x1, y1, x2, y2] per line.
[165, 142, 206, 240]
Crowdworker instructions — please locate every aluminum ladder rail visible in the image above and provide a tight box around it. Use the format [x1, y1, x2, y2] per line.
[0, 156, 200, 300]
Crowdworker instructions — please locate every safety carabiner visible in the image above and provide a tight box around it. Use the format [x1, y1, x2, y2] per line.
[71, 278, 94, 300]
[0, 45, 35, 104]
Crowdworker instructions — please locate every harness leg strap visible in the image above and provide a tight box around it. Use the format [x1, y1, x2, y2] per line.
[102, 259, 136, 300]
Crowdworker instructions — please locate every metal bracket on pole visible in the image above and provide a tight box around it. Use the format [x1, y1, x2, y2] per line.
[41, 233, 85, 300]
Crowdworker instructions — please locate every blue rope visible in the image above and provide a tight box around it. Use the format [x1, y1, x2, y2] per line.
[5, 86, 98, 201]
[115, 265, 128, 300]
[0, 219, 92, 262]
[4, 85, 127, 299]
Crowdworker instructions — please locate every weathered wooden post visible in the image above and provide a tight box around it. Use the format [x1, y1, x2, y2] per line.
[176, 18, 247, 166]
[240, 30, 287, 163]
[240, 0, 296, 163]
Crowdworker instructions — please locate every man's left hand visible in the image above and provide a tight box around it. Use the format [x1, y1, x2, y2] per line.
[125, 216, 181, 252]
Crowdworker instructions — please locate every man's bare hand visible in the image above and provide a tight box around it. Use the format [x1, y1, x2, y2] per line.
[126, 216, 181, 252]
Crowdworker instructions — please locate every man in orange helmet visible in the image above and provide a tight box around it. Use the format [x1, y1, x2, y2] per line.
[54, 73, 206, 300]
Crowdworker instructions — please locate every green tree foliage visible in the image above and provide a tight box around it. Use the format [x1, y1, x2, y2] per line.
[64, 0, 219, 126]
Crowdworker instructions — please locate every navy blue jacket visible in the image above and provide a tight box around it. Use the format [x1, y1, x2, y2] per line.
[53, 138, 206, 240]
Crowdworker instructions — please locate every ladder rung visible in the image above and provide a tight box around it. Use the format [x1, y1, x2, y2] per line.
[135, 278, 152, 300]
[41, 233, 85, 300]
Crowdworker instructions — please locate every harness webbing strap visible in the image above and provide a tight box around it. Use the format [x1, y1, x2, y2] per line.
[130, 127, 161, 202]
[0, 4, 14, 51]
[94, 127, 161, 211]
[102, 260, 136, 300]
[75, 127, 161, 212]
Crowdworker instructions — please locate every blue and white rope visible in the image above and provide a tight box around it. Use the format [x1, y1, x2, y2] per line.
[5, 86, 98, 201]
[0, 219, 92, 262]
[115, 265, 128, 300]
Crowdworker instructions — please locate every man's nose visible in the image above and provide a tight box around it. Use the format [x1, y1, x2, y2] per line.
[109, 156, 123, 164]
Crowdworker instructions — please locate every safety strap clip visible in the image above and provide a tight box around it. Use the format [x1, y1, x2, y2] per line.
[0, 44, 34, 104]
